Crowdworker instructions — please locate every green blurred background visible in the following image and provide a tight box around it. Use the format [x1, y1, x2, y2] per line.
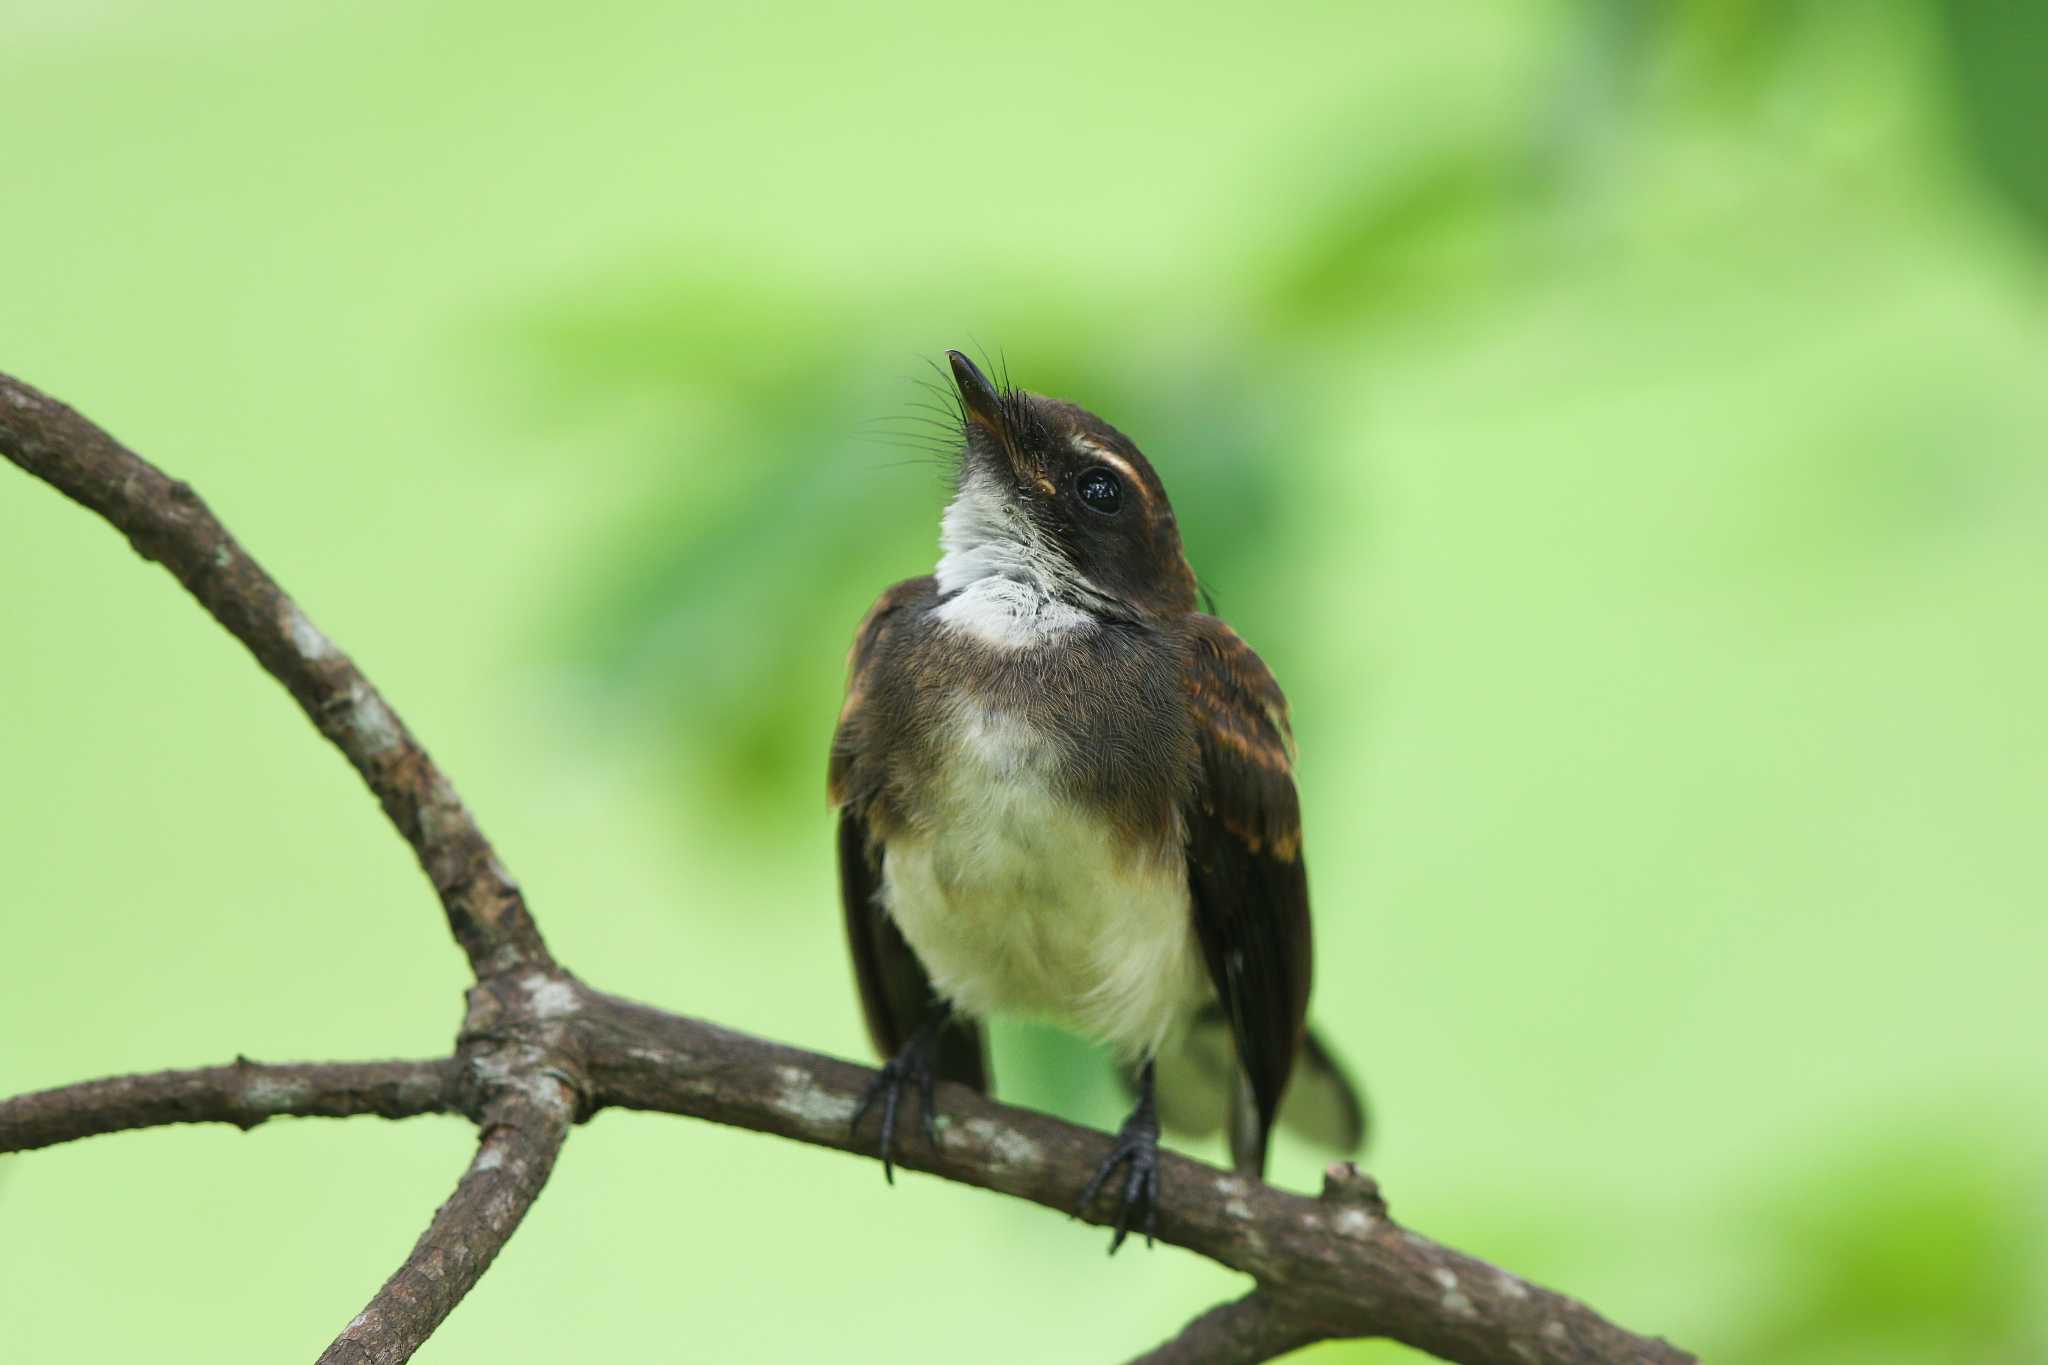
[4, 1, 2045, 1360]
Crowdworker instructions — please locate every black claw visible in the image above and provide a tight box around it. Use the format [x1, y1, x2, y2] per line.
[918, 1058, 940, 1150]
[848, 1068, 895, 1183]
[1075, 1060, 1162, 1254]
[850, 1007, 952, 1181]
[879, 1071, 902, 1180]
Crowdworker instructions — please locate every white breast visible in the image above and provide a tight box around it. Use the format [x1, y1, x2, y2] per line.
[879, 697, 1208, 1062]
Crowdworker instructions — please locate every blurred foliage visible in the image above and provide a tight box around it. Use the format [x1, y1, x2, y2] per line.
[1933, 0, 2048, 240]
[1723, 1129, 2047, 1364]
[4, 0, 2047, 1362]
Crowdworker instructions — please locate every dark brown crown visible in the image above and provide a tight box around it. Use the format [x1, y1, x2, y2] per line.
[947, 351, 1199, 621]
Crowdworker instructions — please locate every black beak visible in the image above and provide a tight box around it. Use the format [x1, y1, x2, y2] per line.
[947, 349, 1042, 489]
[947, 350, 1006, 439]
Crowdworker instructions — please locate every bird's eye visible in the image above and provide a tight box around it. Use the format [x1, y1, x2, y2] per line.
[1074, 466, 1123, 516]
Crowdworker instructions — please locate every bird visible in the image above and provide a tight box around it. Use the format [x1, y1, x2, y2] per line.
[829, 351, 1362, 1250]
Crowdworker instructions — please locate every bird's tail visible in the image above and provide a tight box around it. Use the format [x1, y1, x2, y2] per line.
[1145, 1009, 1367, 1177]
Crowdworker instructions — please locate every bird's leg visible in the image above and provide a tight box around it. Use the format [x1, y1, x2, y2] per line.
[849, 1001, 953, 1184]
[1075, 1058, 1161, 1253]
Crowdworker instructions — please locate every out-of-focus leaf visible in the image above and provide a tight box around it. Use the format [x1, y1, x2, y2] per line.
[1727, 1134, 2041, 1364]
[1259, 150, 1517, 332]
[1629, 0, 1813, 99]
[547, 382, 944, 817]
[1933, 0, 2048, 243]
[517, 272, 860, 407]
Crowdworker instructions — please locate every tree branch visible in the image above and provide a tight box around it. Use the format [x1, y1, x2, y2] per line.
[0, 373, 546, 979]
[316, 1081, 575, 1365]
[0, 1058, 461, 1153]
[573, 984, 1694, 1365]
[1126, 1291, 1328, 1365]
[1, 368, 1698, 1365]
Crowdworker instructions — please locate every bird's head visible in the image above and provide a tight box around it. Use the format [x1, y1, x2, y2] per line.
[936, 350, 1198, 622]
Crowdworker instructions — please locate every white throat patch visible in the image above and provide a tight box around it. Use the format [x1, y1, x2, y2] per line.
[932, 466, 1098, 649]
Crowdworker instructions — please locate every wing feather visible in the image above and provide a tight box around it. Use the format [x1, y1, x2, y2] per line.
[1181, 616, 1311, 1175]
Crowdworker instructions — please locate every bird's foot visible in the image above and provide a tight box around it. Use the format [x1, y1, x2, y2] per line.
[849, 1014, 947, 1183]
[1075, 1089, 1161, 1254]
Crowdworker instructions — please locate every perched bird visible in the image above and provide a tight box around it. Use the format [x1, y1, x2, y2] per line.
[830, 352, 1362, 1249]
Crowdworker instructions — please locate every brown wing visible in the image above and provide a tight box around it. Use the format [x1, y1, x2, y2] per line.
[830, 577, 989, 1092]
[1182, 615, 1311, 1176]
[837, 812, 989, 1090]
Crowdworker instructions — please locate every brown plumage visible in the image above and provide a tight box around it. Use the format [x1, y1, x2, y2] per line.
[832, 353, 1359, 1239]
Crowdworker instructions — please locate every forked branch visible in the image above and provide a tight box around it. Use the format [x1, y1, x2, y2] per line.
[0, 370, 1696, 1365]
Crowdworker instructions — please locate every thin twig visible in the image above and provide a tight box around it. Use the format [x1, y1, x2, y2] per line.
[0, 1058, 461, 1153]
[315, 1081, 576, 1365]
[0, 371, 547, 979]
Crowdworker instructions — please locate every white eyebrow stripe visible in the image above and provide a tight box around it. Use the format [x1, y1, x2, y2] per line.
[1068, 434, 1141, 487]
